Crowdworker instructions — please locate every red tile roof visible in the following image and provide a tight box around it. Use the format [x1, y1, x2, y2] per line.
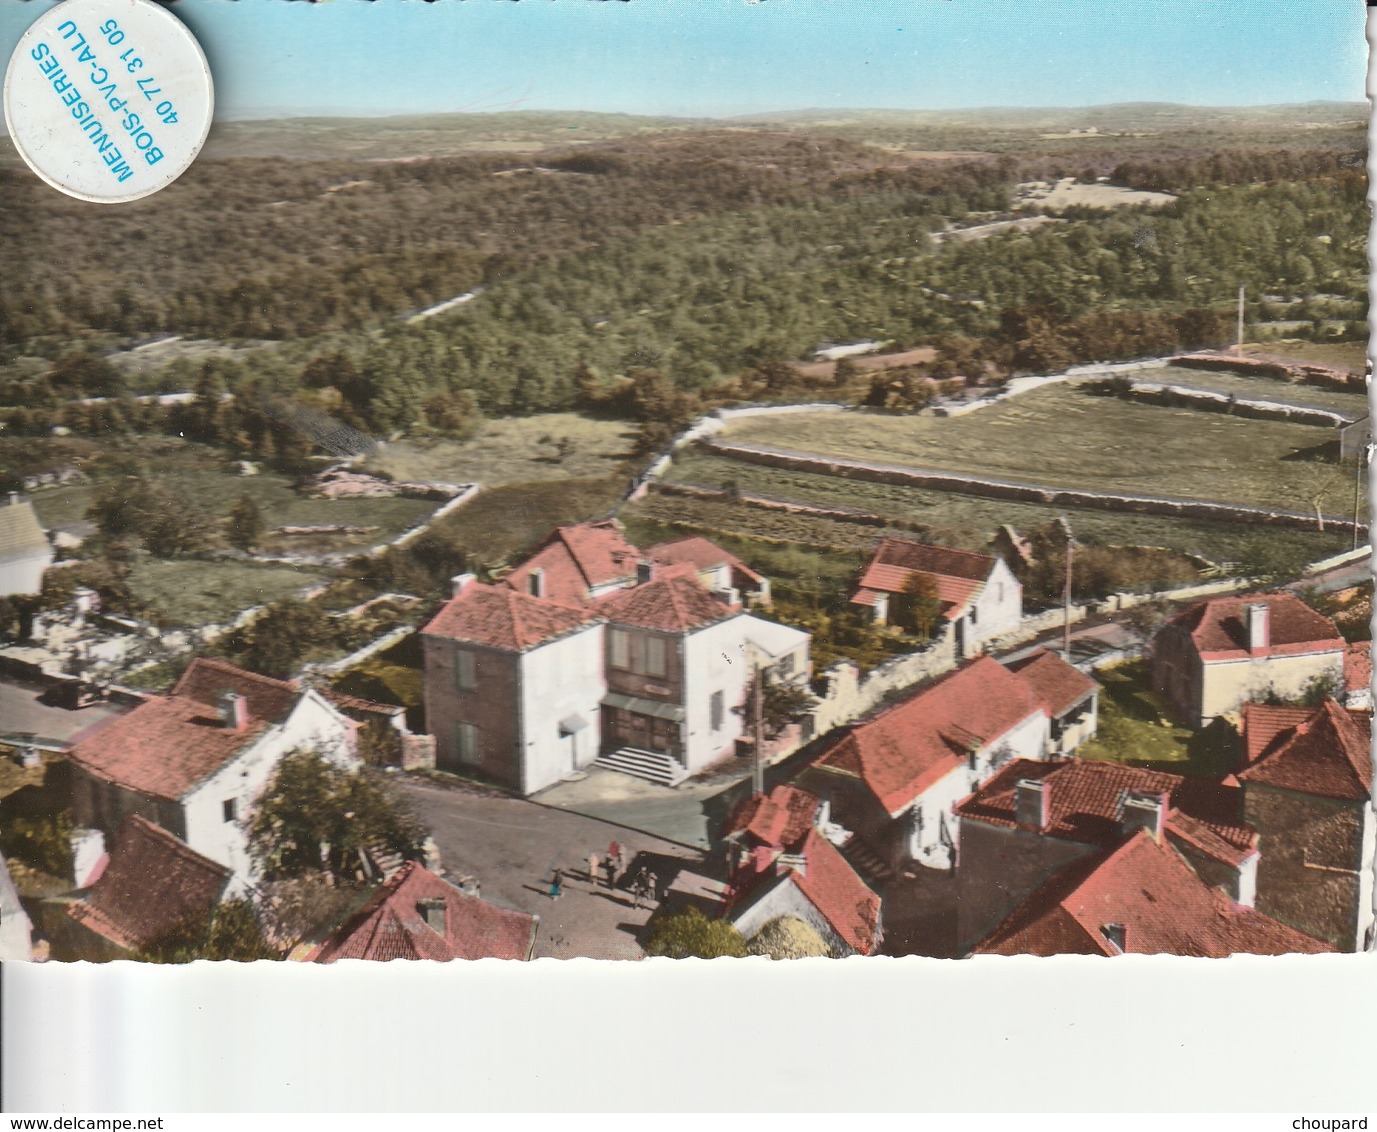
[975, 830, 1334, 957]
[1238, 698, 1372, 801]
[422, 582, 596, 653]
[320, 688, 406, 720]
[720, 784, 820, 847]
[171, 657, 300, 723]
[67, 658, 295, 802]
[1345, 641, 1371, 694]
[594, 573, 735, 633]
[1004, 649, 1098, 716]
[955, 757, 1256, 861]
[67, 816, 231, 952]
[852, 538, 996, 620]
[1166, 592, 1344, 661]
[505, 519, 639, 604]
[728, 829, 882, 956]
[811, 656, 1044, 815]
[647, 536, 765, 586]
[310, 861, 537, 962]
[1239, 703, 1314, 766]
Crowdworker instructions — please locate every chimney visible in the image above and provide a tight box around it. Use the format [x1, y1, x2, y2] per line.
[450, 573, 477, 598]
[636, 559, 655, 585]
[1014, 778, 1050, 832]
[527, 568, 545, 599]
[1100, 923, 1127, 954]
[1246, 602, 1270, 655]
[418, 897, 447, 935]
[1118, 789, 1167, 841]
[217, 691, 248, 732]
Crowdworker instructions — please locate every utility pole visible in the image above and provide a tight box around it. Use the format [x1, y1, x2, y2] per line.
[752, 664, 765, 798]
[1353, 443, 1368, 553]
[1235, 284, 1246, 354]
[1059, 516, 1075, 661]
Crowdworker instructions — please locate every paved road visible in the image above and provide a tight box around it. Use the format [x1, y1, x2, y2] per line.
[394, 777, 704, 960]
[0, 679, 125, 745]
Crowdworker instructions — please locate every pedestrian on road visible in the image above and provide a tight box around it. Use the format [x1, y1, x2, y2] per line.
[647, 870, 660, 904]
[632, 875, 647, 910]
[587, 851, 601, 885]
[548, 867, 563, 900]
[608, 840, 621, 869]
[604, 855, 618, 890]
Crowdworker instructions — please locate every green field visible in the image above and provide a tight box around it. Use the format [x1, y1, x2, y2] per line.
[366, 414, 636, 487]
[661, 450, 1350, 569]
[1242, 340, 1368, 372]
[126, 559, 327, 627]
[22, 437, 437, 550]
[1132, 365, 1369, 418]
[722, 384, 1365, 518]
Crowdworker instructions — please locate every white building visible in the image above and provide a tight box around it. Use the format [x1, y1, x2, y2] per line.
[0, 494, 54, 597]
[67, 658, 359, 889]
[851, 537, 1022, 655]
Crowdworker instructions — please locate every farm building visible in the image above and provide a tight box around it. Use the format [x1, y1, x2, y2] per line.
[850, 537, 1022, 655]
[1149, 592, 1346, 728]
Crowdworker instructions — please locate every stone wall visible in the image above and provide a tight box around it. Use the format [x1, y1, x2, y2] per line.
[702, 440, 1364, 535]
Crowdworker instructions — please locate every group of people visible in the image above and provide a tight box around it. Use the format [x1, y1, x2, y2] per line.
[547, 841, 661, 909]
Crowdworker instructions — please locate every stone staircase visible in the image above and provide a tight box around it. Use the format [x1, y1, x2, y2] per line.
[594, 746, 688, 787]
[842, 838, 896, 885]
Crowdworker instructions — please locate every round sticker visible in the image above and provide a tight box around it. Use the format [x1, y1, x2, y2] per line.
[3, 0, 213, 204]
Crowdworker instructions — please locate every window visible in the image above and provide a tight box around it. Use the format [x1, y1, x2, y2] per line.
[455, 648, 477, 691]
[610, 629, 631, 670]
[222, 798, 238, 823]
[527, 568, 545, 598]
[710, 690, 725, 732]
[456, 722, 479, 765]
[775, 652, 795, 678]
[644, 635, 668, 678]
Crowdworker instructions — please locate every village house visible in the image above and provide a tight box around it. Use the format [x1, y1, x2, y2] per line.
[718, 784, 882, 956]
[503, 518, 640, 604]
[646, 536, 771, 606]
[304, 860, 539, 962]
[795, 651, 1094, 873]
[66, 658, 359, 887]
[972, 828, 1333, 957]
[0, 493, 54, 597]
[422, 533, 810, 793]
[66, 815, 233, 960]
[1238, 699, 1375, 951]
[421, 577, 606, 793]
[0, 855, 34, 962]
[1150, 591, 1347, 728]
[850, 537, 1022, 655]
[952, 757, 1259, 952]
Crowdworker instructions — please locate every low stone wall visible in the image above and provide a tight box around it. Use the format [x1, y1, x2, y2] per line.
[1125, 382, 1354, 428]
[809, 627, 960, 736]
[702, 440, 1365, 535]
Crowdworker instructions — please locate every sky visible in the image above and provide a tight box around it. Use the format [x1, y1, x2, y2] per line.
[0, 0, 1369, 121]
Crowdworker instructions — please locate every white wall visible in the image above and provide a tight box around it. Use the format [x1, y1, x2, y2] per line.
[971, 557, 1023, 644]
[181, 693, 358, 888]
[727, 875, 850, 956]
[0, 548, 52, 597]
[908, 710, 1050, 869]
[517, 623, 607, 795]
[681, 615, 756, 774]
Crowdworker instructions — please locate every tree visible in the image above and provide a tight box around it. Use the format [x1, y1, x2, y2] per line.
[889, 571, 942, 638]
[248, 749, 428, 882]
[746, 915, 833, 959]
[139, 900, 283, 963]
[760, 677, 814, 738]
[644, 907, 748, 959]
[227, 493, 264, 553]
[225, 598, 335, 677]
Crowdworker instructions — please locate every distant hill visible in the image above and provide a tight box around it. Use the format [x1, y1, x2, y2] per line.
[193, 103, 1368, 161]
[201, 111, 708, 160]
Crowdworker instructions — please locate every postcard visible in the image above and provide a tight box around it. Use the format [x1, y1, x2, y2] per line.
[0, 0, 1372, 1112]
